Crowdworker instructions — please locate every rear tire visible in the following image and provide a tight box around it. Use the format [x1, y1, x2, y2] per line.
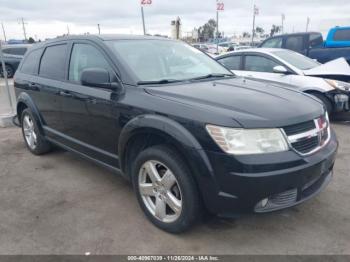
[21, 109, 52, 155]
[311, 93, 333, 115]
[132, 145, 201, 233]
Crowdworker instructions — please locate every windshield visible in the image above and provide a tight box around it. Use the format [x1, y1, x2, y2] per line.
[106, 39, 232, 83]
[272, 50, 320, 70]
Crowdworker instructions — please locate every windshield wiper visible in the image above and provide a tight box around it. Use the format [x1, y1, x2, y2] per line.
[188, 73, 233, 81]
[137, 79, 183, 85]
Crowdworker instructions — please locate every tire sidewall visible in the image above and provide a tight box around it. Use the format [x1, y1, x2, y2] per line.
[21, 109, 50, 155]
[132, 145, 200, 233]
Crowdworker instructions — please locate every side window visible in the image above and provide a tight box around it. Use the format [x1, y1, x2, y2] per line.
[261, 37, 282, 48]
[333, 29, 350, 41]
[285, 36, 304, 52]
[39, 44, 67, 80]
[69, 44, 111, 82]
[21, 49, 42, 75]
[309, 33, 323, 48]
[245, 55, 279, 73]
[218, 56, 241, 70]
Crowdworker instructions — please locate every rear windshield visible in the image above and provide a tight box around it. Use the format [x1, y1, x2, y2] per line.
[272, 50, 320, 70]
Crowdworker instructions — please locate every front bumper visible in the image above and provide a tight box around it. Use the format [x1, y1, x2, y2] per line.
[198, 130, 338, 216]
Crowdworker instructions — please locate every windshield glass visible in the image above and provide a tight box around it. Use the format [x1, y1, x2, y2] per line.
[106, 39, 232, 82]
[272, 50, 320, 70]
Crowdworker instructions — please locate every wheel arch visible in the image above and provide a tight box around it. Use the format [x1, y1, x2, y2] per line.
[118, 115, 215, 185]
[16, 92, 45, 135]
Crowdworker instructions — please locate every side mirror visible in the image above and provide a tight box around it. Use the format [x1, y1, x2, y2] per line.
[273, 65, 289, 74]
[81, 68, 112, 89]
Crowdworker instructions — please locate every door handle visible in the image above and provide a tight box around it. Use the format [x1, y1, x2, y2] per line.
[59, 90, 73, 98]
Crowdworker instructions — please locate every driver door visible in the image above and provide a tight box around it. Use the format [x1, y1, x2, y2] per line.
[59, 41, 121, 166]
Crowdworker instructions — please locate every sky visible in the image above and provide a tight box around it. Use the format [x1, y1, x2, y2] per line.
[0, 0, 349, 41]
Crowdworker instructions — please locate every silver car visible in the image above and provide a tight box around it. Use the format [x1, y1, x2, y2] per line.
[216, 48, 350, 114]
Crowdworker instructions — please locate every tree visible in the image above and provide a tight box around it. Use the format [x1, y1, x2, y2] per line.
[198, 19, 217, 41]
[242, 31, 251, 38]
[28, 37, 35, 44]
[270, 25, 281, 37]
[255, 27, 264, 37]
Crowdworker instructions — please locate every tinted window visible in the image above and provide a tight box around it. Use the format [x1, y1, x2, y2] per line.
[69, 44, 111, 82]
[261, 37, 282, 48]
[333, 29, 350, 41]
[309, 33, 323, 48]
[39, 44, 67, 80]
[285, 36, 304, 52]
[2, 47, 27, 56]
[21, 49, 42, 75]
[218, 56, 241, 70]
[245, 55, 279, 73]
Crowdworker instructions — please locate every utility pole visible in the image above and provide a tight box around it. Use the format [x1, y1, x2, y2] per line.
[141, 6, 146, 35]
[19, 18, 27, 41]
[306, 17, 310, 32]
[251, 5, 258, 46]
[97, 24, 101, 35]
[281, 14, 285, 34]
[67, 25, 70, 35]
[216, 6, 219, 53]
[216, 1, 224, 54]
[1, 22, 6, 42]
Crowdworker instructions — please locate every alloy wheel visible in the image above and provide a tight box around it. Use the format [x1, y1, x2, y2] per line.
[23, 114, 37, 150]
[138, 160, 182, 223]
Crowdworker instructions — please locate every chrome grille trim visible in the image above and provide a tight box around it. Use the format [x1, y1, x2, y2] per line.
[281, 113, 331, 156]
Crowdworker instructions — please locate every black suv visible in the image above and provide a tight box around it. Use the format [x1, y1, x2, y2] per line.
[14, 35, 338, 233]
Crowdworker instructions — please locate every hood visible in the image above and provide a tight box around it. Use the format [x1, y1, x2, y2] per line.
[145, 77, 324, 128]
[303, 57, 350, 77]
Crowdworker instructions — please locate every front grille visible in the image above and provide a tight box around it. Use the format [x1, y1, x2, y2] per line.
[291, 136, 319, 154]
[283, 120, 315, 136]
[282, 114, 330, 155]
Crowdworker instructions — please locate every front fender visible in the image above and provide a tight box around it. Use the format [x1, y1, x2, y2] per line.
[118, 114, 217, 181]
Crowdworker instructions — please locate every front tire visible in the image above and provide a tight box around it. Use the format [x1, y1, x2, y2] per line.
[21, 109, 52, 155]
[132, 145, 201, 233]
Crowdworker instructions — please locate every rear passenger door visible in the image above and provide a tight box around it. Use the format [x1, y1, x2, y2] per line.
[33, 43, 68, 133]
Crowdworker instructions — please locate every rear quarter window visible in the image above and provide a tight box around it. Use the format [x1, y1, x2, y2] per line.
[21, 49, 42, 75]
[39, 44, 67, 80]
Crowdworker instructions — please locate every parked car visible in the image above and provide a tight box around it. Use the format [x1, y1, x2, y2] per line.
[14, 35, 337, 233]
[259, 28, 350, 65]
[193, 43, 225, 55]
[218, 41, 238, 51]
[0, 44, 31, 78]
[216, 48, 350, 114]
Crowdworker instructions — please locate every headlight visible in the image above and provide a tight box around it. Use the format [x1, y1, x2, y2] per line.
[206, 125, 289, 155]
[325, 79, 350, 91]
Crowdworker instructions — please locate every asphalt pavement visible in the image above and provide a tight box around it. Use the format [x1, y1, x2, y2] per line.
[0, 122, 349, 255]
